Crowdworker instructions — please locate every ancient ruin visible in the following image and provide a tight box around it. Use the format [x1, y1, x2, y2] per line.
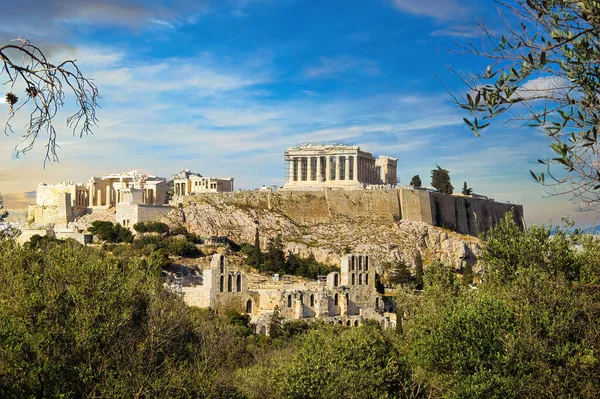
[179, 253, 394, 334]
[172, 169, 234, 195]
[21, 171, 171, 243]
[283, 144, 397, 189]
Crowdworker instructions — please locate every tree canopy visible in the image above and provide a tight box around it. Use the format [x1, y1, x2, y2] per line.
[431, 165, 453, 195]
[452, 1, 600, 209]
[410, 175, 422, 187]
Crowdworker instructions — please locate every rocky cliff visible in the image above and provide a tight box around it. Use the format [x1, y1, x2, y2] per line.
[162, 191, 483, 271]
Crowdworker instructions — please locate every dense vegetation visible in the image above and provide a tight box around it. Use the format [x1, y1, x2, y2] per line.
[242, 234, 338, 279]
[1, 213, 599, 398]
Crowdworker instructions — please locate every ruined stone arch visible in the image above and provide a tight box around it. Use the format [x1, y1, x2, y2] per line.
[358, 273, 362, 285]
[365, 273, 368, 285]
[334, 273, 339, 287]
[334, 293, 339, 306]
[299, 293, 303, 303]
[310, 294, 315, 307]
[219, 256, 224, 274]
[228, 274, 233, 292]
[236, 274, 242, 292]
[219, 275, 224, 293]
[346, 320, 351, 326]
[246, 299, 253, 314]
[351, 273, 355, 285]
[354, 320, 359, 327]
[287, 294, 292, 308]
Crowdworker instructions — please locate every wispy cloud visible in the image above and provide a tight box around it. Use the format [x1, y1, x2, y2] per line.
[304, 56, 380, 79]
[392, 0, 468, 21]
[431, 26, 480, 38]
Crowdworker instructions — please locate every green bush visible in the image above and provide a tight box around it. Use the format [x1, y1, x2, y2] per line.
[88, 221, 132, 243]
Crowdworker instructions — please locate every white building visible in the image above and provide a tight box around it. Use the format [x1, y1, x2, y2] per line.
[172, 170, 234, 196]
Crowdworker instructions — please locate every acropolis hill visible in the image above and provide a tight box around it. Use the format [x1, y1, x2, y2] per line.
[17, 144, 523, 268]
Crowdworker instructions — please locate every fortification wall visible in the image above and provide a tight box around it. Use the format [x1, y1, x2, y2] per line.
[181, 188, 523, 236]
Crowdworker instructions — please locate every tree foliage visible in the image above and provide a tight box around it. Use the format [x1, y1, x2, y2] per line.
[1, 38, 99, 164]
[430, 165, 453, 195]
[133, 221, 170, 234]
[462, 181, 473, 196]
[0, 193, 7, 222]
[410, 175, 422, 187]
[88, 221, 133, 243]
[452, 1, 600, 209]
[0, 239, 251, 398]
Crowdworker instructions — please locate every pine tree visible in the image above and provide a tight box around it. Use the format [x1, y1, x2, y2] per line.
[409, 175, 422, 187]
[431, 165, 453, 195]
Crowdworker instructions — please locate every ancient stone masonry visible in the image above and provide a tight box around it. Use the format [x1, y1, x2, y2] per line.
[180, 253, 394, 335]
[172, 169, 234, 196]
[22, 170, 171, 243]
[283, 144, 398, 189]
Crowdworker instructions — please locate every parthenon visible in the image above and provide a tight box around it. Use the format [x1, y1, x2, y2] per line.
[283, 144, 397, 189]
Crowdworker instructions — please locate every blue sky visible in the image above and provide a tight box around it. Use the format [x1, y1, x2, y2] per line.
[0, 0, 592, 225]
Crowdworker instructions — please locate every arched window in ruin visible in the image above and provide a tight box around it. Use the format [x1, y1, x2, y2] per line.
[236, 274, 242, 292]
[299, 293, 303, 304]
[376, 298, 379, 309]
[354, 320, 359, 327]
[345, 293, 349, 304]
[365, 273, 368, 285]
[287, 294, 292, 308]
[346, 320, 351, 326]
[220, 256, 224, 274]
[228, 275, 233, 292]
[334, 273, 339, 287]
[351, 273, 355, 285]
[310, 294, 315, 307]
[334, 293, 339, 306]
[365, 256, 369, 271]
[358, 256, 363, 270]
[351, 255, 355, 271]
[219, 275, 224, 292]
[358, 273, 362, 285]
[246, 299, 253, 314]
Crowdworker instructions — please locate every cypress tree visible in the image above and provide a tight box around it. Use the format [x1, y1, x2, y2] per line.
[415, 253, 424, 290]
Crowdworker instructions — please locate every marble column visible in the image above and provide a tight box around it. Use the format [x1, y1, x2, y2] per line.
[317, 156, 322, 182]
[326, 156, 332, 181]
[353, 155, 358, 182]
[336, 155, 342, 180]
[298, 157, 304, 181]
[345, 156, 350, 182]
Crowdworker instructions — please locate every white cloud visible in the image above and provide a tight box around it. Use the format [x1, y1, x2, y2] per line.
[431, 26, 480, 38]
[392, 0, 468, 21]
[515, 76, 570, 100]
[304, 56, 380, 78]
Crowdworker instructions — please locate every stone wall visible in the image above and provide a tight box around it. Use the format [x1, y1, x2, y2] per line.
[116, 204, 172, 227]
[180, 188, 523, 236]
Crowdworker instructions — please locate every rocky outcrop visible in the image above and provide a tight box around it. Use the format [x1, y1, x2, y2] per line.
[162, 199, 481, 272]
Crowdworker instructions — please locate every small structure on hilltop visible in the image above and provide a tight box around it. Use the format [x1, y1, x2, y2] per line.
[171, 169, 234, 196]
[180, 253, 395, 335]
[283, 144, 397, 190]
